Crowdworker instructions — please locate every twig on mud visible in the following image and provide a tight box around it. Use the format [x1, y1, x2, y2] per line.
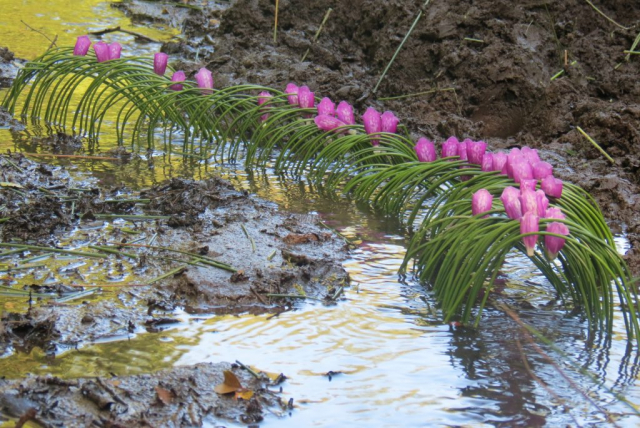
[550, 60, 577, 81]
[103, 198, 151, 204]
[94, 214, 171, 220]
[147, 266, 187, 285]
[373, 0, 432, 93]
[88, 26, 161, 44]
[235, 360, 262, 379]
[240, 224, 256, 253]
[583, 0, 632, 31]
[267, 249, 277, 261]
[88, 245, 139, 259]
[624, 50, 640, 55]
[23, 153, 120, 161]
[55, 288, 100, 303]
[576, 126, 615, 164]
[266, 293, 324, 302]
[0, 243, 107, 258]
[300, 8, 333, 62]
[1, 156, 25, 173]
[0, 218, 9, 224]
[20, 20, 57, 48]
[379, 87, 456, 101]
[273, 0, 280, 43]
[112, 243, 237, 272]
[463, 37, 484, 43]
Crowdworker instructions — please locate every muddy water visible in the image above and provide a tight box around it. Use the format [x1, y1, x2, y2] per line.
[1, 1, 640, 427]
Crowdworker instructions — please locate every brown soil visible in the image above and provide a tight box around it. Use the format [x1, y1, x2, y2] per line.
[0, 362, 286, 426]
[0, 47, 23, 89]
[154, 0, 640, 274]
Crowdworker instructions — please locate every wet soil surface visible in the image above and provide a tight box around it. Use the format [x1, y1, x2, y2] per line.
[0, 149, 347, 424]
[122, 0, 640, 274]
[0, 362, 287, 427]
[0, 47, 24, 89]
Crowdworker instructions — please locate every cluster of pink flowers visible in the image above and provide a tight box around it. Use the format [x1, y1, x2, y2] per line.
[73, 36, 209, 94]
[284, 83, 399, 139]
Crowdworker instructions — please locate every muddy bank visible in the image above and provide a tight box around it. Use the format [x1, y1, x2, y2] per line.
[0, 150, 348, 355]
[0, 362, 287, 426]
[0, 46, 23, 89]
[151, 0, 640, 273]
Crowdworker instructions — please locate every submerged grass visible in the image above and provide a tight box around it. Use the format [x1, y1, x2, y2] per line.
[2, 45, 639, 342]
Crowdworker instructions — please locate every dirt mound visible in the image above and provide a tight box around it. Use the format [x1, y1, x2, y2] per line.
[170, 0, 640, 273]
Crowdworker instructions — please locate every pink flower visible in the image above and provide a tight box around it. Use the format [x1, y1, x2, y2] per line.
[545, 221, 569, 260]
[336, 101, 355, 125]
[501, 186, 523, 220]
[520, 179, 537, 192]
[467, 140, 487, 165]
[93, 42, 110, 62]
[481, 152, 494, 172]
[512, 158, 534, 183]
[108, 43, 121, 60]
[285, 83, 299, 105]
[441, 137, 459, 158]
[298, 86, 315, 109]
[535, 190, 549, 218]
[415, 138, 437, 162]
[541, 176, 563, 199]
[317, 97, 335, 116]
[521, 146, 540, 164]
[258, 91, 273, 121]
[519, 189, 537, 215]
[314, 114, 346, 132]
[532, 161, 553, 180]
[520, 211, 539, 256]
[458, 140, 469, 162]
[546, 207, 565, 220]
[492, 151, 508, 173]
[381, 111, 399, 134]
[170, 71, 185, 91]
[362, 107, 382, 146]
[195, 67, 214, 94]
[472, 189, 493, 217]
[154, 52, 168, 76]
[506, 149, 522, 177]
[73, 35, 91, 56]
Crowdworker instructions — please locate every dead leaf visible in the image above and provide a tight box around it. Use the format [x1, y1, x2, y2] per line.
[214, 370, 243, 394]
[155, 385, 174, 405]
[235, 390, 254, 400]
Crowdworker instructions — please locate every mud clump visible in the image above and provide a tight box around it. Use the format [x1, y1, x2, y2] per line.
[0, 362, 284, 427]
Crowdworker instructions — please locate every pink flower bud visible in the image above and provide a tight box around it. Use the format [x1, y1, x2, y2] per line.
[546, 207, 565, 220]
[336, 101, 355, 125]
[170, 71, 185, 91]
[541, 176, 563, 199]
[442, 137, 459, 158]
[520, 179, 537, 192]
[363, 107, 382, 146]
[506, 149, 521, 177]
[317, 97, 335, 116]
[520, 211, 539, 256]
[532, 161, 553, 180]
[492, 151, 508, 174]
[381, 111, 399, 134]
[521, 146, 540, 164]
[108, 42, 121, 60]
[154, 52, 168, 76]
[467, 140, 487, 165]
[519, 189, 537, 215]
[458, 140, 469, 162]
[501, 186, 523, 220]
[545, 221, 569, 260]
[93, 42, 110, 63]
[297, 86, 315, 109]
[535, 190, 549, 218]
[472, 189, 493, 216]
[512, 158, 534, 183]
[314, 114, 346, 132]
[415, 138, 437, 162]
[258, 91, 273, 121]
[285, 83, 299, 105]
[73, 35, 91, 56]
[195, 67, 214, 94]
[481, 152, 494, 172]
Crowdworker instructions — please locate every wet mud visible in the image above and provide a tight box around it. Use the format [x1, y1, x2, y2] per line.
[0, 362, 287, 427]
[145, 0, 640, 273]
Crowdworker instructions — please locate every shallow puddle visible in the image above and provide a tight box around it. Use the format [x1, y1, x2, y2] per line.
[1, 1, 639, 427]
